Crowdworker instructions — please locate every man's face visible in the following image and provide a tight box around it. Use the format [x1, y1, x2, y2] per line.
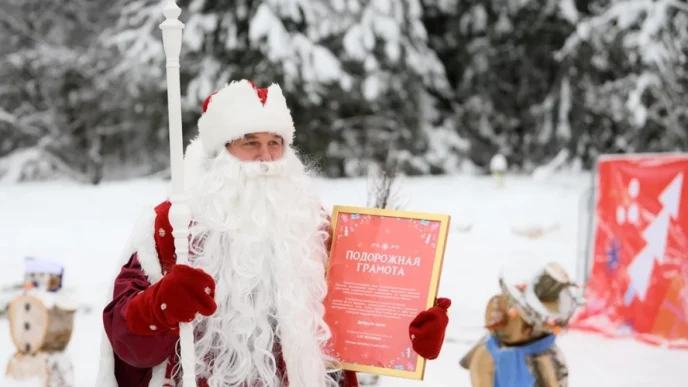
[225, 132, 284, 162]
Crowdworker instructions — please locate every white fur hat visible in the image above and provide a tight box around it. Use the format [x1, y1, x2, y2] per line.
[197, 79, 295, 155]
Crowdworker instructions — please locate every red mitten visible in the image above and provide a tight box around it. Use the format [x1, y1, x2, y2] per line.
[125, 264, 217, 336]
[409, 297, 451, 360]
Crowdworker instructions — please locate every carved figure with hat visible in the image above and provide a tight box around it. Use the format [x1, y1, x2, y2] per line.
[5, 257, 77, 386]
[459, 262, 582, 387]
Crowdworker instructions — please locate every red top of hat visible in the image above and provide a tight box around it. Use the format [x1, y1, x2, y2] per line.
[201, 80, 268, 113]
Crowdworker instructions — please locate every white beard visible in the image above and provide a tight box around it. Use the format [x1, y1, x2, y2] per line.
[184, 147, 340, 387]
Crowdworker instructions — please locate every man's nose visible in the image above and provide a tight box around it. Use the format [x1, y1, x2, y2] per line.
[255, 145, 273, 162]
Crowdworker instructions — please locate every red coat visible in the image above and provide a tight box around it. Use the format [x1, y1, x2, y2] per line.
[98, 201, 359, 386]
[102, 253, 179, 386]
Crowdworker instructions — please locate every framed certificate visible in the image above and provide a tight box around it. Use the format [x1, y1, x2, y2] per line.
[323, 205, 451, 380]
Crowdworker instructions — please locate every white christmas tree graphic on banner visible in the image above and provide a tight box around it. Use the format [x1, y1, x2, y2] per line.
[625, 173, 684, 305]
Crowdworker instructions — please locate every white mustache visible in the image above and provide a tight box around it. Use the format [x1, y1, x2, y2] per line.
[241, 160, 286, 178]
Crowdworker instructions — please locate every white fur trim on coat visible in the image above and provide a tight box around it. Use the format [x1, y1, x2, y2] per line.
[136, 210, 164, 284]
[197, 80, 295, 154]
[95, 207, 169, 387]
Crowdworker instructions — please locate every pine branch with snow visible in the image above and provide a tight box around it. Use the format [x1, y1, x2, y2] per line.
[557, 0, 688, 154]
[0, 0, 124, 183]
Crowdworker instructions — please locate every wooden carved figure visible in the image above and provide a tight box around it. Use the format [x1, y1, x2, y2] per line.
[5, 258, 77, 387]
[459, 262, 582, 387]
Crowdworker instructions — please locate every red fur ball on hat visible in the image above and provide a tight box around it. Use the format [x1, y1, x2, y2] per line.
[201, 91, 218, 113]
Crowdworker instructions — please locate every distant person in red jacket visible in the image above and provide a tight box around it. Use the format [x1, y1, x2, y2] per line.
[95, 80, 451, 387]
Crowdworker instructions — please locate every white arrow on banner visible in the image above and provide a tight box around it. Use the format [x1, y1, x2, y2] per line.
[625, 172, 683, 304]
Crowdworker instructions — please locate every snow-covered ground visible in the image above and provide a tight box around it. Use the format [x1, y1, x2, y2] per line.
[1, 173, 686, 386]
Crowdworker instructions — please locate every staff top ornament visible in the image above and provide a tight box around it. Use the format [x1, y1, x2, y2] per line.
[160, 2, 184, 60]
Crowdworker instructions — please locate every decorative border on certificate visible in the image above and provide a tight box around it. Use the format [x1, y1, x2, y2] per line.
[323, 205, 451, 380]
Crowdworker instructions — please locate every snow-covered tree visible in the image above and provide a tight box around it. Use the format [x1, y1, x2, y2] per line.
[319, 0, 455, 176]
[421, 0, 578, 171]
[176, 0, 455, 177]
[557, 0, 688, 165]
[100, 0, 184, 178]
[422, 0, 688, 171]
[134, 0, 348, 170]
[182, 0, 345, 100]
[0, 0, 128, 183]
[3, 0, 686, 183]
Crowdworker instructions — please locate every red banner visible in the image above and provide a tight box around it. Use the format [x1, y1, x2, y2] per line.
[571, 154, 688, 349]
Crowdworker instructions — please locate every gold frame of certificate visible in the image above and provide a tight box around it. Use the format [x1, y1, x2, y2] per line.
[323, 205, 451, 380]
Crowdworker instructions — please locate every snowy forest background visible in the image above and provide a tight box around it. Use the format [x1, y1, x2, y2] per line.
[1, 0, 687, 184]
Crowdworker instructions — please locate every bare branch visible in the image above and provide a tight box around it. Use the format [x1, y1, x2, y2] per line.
[366, 154, 407, 211]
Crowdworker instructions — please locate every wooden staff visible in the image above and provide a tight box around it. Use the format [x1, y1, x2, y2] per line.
[160, 2, 196, 385]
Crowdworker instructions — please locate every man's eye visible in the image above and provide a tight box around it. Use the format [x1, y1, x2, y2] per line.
[243, 141, 258, 147]
[269, 141, 281, 146]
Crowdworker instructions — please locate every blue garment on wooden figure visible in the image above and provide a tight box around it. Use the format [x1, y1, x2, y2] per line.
[485, 334, 556, 387]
